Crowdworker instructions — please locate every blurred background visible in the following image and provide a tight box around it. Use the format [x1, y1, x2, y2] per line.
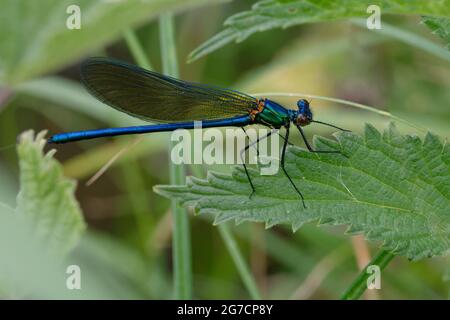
[0, 0, 449, 299]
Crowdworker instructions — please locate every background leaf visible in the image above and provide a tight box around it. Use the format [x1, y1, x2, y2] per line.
[0, 202, 67, 297]
[155, 123, 450, 260]
[16, 130, 85, 256]
[189, 0, 450, 61]
[0, 0, 224, 85]
[422, 16, 450, 49]
[0, 130, 86, 297]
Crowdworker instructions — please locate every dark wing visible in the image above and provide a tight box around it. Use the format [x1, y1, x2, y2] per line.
[81, 58, 258, 123]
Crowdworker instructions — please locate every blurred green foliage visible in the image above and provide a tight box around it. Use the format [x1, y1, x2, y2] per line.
[0, 0, 224, 84]
[189, 0, 450, 61]
[0, 0, 448, 299]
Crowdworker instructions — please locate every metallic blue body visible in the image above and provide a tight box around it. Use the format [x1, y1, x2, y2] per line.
[48, 99, 302, 144]
[49, 115, 253, 143]
[47, 59, 313, 144]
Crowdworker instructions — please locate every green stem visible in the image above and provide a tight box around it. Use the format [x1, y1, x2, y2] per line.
[351, 19, 450, 63]
[123, 28, 153, 70]
[190, 165, 262, 299]
[122, 27, 157, 253]
[159, 13, 192, 299]
[341, 249, 395, 300]
[120, 163, 153, 251]
[218, 224, 262, 300]
[159, 15, 179, 78]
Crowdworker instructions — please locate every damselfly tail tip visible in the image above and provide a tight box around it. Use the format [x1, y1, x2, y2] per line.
[47, 136, 57, 144]
[47, 133, 68, 144]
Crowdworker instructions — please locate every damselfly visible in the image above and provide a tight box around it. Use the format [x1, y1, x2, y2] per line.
[49, 58, 348, 208]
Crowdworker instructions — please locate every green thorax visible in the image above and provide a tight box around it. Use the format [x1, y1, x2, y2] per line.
[255, 99, 292, 128]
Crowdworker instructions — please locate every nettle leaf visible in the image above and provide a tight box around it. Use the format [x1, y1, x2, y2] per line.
[422, 16, 450, 49]
[0, 0, 224, 85]
[189, 0, 450, 61]
[155, 123, 450, 260]
[16, 130, 85, 256]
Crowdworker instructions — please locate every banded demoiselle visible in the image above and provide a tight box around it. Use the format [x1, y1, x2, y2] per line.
[48, 58, 348, 208]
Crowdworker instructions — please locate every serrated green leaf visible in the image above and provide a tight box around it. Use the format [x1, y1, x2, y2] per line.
[155, 123, 450, 260]
[16, 130, 85, 256]
[422, 16, 450, 49]
[0, 132, 86, 297]
[0, 0, 224, 85]
[189, 0, 450, 61]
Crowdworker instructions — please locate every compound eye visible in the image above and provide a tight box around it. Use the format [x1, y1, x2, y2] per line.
[298, 99, 311, 111]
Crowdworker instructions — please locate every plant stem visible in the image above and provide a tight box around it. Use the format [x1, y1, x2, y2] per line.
[159, 13, 192, 299]
[123, 28, 153, 70]
[159, 14, 179, 78]
[189, 166, 262, 299]
[351, 19, 450, 63]
[123, 26, 157, 253]
[341, 249, 395, 300]
[187, 165, 261, 300]
[218, 224, 262, 300]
